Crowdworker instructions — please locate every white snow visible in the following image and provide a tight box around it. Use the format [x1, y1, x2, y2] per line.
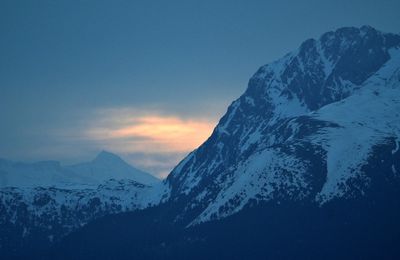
[0, 178, 169, 239]
[191, 149, 308, 225]
[216, 99, 240, 135]
[392, 138, 400, 155]
[316, 39, 335, 79]
[312, 48, 400, 203]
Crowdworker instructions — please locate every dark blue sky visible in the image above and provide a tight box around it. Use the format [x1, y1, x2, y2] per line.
[1, 0, 399, 177]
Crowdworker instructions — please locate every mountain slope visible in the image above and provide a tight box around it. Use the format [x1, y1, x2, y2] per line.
[0, 152, 164, 256]
[166, 25, 400, 225]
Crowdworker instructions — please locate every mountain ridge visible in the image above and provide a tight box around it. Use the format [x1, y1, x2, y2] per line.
[165, 25, 400, 225]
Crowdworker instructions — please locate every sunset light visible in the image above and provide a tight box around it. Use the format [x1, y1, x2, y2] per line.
[85, 110, 216, 154]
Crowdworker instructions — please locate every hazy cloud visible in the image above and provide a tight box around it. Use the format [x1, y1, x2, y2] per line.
[60, 107, 218, 178]
[84, 107, 216, 153]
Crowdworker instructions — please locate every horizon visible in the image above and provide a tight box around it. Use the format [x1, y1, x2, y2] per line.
[0, 149, 165, 180]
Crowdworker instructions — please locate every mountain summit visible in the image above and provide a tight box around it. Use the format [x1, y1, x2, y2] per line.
[69, 151, 159, 186]
[93, 150, 126, 164]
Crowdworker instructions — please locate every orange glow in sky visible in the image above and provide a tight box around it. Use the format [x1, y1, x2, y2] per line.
[85, 111, 217, 154]
[110, 116, 215, 152]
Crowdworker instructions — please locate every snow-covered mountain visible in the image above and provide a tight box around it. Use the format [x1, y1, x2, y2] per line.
[2, 26, 400, 258]
[0, 180, 158, 252]
[49, 25, 400, 258]
[0, 151, 159, 188]
[0, 151, 165, 254]
[67, 151, 159, 186]
[166, 25, 400, 225]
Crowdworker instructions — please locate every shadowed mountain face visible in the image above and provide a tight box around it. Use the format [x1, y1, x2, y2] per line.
[2, 26, 400, 259]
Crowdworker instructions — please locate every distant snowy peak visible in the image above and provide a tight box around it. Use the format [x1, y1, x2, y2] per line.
[166, 26, 400, 225]
[0, 151, 159, 189]
[93, 150, 126, 164]
[68, 150, 159, 185]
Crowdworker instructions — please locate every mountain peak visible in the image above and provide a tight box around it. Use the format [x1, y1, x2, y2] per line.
[247, 26, 400, 112]
[93, 151, 124, 164]
[84, 150, 160, 184]
[319, 25, 377, 41]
